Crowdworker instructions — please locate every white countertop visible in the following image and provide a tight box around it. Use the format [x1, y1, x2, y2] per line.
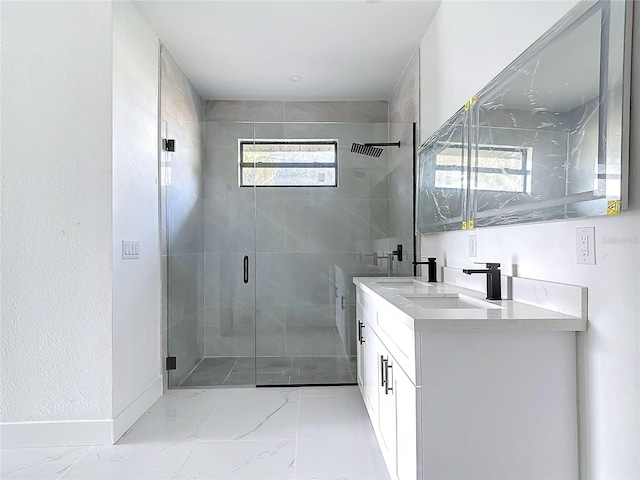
[353, 276, 587, 332]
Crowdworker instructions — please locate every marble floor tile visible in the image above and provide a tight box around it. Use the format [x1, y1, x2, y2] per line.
[118, 390, 222, 447]
[59, 442, 196, 480]
[143, 389, 223, 423]
[177, 440, 296, 479]
[297, 386, 369, 436]
[295, 389, 389, 480]
[299, 385, 359, 397]
[199, 388, 299, 442]
[0, 446, 90, 480]
[295, 432, 389, 480]
[2, 386, 388, 480]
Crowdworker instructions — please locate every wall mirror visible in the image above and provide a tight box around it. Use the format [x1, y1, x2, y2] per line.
[416, 107, 468, 233]
[416, 0, 631, 234]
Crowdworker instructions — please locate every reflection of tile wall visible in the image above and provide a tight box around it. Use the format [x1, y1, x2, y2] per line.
[388, 49, 420, 276]
[161, 45, 205, 387]
[203, 101, 389, 358]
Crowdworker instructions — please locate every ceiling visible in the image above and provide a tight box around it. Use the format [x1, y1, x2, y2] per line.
[134, 0, 441, 101]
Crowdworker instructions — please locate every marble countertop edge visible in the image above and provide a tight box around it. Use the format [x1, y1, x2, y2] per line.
[354, 277, 587, 333]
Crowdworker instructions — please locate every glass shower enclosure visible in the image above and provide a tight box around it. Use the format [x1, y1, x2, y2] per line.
[165, 121, 415, 387]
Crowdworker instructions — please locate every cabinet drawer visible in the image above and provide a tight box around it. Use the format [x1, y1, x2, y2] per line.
[375, 307, 417, 385]
[356, 288, 376, 323]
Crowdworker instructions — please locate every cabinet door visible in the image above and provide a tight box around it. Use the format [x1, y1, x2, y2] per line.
[378, 346, 397, 476]
[395, 364, 418, 480]
[365, 324, 379, 419]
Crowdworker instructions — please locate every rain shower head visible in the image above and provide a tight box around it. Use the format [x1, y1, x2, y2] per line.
[351, 141, 401, 158]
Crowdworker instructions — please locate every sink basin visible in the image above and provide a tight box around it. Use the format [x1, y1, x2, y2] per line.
[374, 279, 429, 289]
[403, 294, 500, 310]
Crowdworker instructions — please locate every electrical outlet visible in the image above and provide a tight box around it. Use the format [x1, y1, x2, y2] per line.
[469, 234, 477, 257]
[576, 227, 595, 265]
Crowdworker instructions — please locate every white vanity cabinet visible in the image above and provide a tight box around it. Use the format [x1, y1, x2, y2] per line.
[356, 289, 419, 480]
[354, 277, 586, 480]
[356, 291, 379, 418]
[377, 341, 419, 480]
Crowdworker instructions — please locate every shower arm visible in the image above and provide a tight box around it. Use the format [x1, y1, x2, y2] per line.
[363, 142, 401, 148]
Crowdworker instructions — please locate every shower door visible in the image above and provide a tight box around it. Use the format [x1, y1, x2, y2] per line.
[165, 121, 258, 388]
[167, 120, 414, 388]
[253, 122, 395, 386]
[198, 122, 258, 386]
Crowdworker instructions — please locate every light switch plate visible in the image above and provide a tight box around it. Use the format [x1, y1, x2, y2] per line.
[122, 240, 140, 259]
[576, 227, 595, 265]
[469, 234, 477, 257]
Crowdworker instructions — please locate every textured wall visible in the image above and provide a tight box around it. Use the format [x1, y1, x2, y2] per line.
[161, 46, 206, 387]
[419, 1, 639, 478]
[0, 1, 114, 421]
[112, 1, 162, 418]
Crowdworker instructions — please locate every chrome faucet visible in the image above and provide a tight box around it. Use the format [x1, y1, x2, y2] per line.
[462, 262, 501, 301]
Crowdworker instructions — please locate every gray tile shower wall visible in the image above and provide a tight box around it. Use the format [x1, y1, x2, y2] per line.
[388, 49, 420, 276]
[204, 100, 388, 123]
[205, 101, 285, 123]
[161, 45, 206, 387]
[202, 101, 390, 358]
[389, 49, 420, 125]
[283, 101, 388, 123]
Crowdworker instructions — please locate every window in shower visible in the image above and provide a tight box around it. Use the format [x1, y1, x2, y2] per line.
[239, 140, 338, 187]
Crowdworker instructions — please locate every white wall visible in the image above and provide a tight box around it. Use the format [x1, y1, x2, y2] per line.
[1, 0, 163, 447]
[0, 0, 114, 441]
[111, 1, 162, 439]
[420, 0, 577, 140]
[419, 1, 640, 478]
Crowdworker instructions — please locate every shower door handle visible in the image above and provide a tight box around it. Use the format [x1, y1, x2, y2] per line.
[243, 255, 249, 284]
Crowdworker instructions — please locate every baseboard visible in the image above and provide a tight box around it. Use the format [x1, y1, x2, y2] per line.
[111, 376, 163, 443]
[0, 419, 113, 448]
[0, 376, 163, 448]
